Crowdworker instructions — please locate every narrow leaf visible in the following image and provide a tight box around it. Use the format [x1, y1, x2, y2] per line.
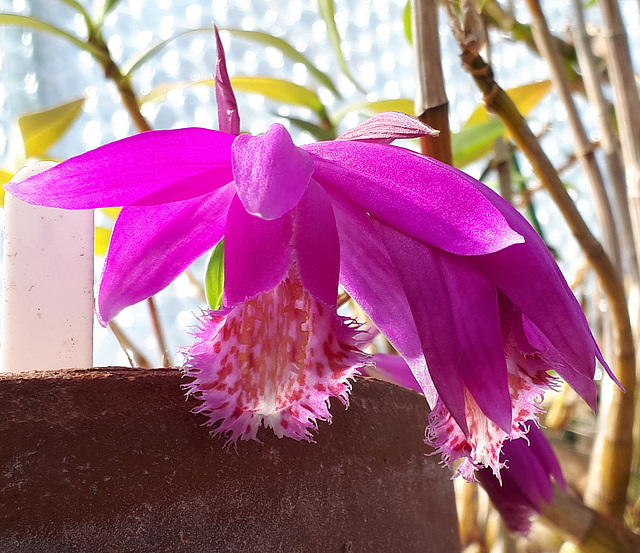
[18, 98, 85, 158]
[452, 118, 505, 167]
[95, 226, 112, 256]
[403, 0, 413, 45]
[141, 77, 327, 116]
[122, 27, 210, 76]
[0, 14, 109, 62]
[464, 80, 551, 127]
[93, 0, 123, 25]
[280, 116, 337, 141]
[57, 0, 93, 31]
[227, 29, 341, 97]
[100, 207, 122, 220]
[205, 239, 225, 310]
[123, 26, 340, 98]
[231, 76, 326, 114]
[0, 168, 14, 207]
[318, 0, 365, 93]
[332, 98, 414, 126]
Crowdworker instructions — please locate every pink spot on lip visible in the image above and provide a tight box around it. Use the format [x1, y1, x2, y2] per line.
[182, 267, 372, 445]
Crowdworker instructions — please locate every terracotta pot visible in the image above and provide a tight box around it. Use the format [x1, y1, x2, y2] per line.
[0, 368, 460, 552]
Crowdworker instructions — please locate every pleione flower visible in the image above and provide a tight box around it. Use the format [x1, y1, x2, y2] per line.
[366, 353, 565, 533]
[5, 37, 612, 484]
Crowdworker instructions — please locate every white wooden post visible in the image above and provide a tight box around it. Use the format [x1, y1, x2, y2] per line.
[1, 162, 94, 371]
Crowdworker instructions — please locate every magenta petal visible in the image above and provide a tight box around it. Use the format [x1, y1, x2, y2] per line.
[223, 194, 293, 306]
[376, 221, 511, 433]
[214, 26, 240, 135]
[332, 197, 437, 406]
[292, 180, 340, 306]
[364, 353, 423, 392]
[337, 111, 439, 144]
[6, 128, 235, 208]
[98, 183, 236, 324]
[232, 124, 314, 220]
[306, 140, 523, 255]
[472, 184, 601, 387]
[433, 251, 512, 431]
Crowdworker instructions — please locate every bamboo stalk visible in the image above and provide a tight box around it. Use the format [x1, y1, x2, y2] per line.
[542, 487, 640, 553]
[526, 0, 621, 272]
[449, 14, 635, 524]
[410, 0, 453, 164]
[571, 0, 638, 285]
[84, 30, 175, 366]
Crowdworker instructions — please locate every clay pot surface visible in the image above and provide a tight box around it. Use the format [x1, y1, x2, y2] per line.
[0, 368, 460, 552]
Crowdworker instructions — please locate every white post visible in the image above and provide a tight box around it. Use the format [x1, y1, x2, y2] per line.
[2, 162, 94, 372]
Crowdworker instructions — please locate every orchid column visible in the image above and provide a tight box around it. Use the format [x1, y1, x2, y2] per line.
[1, 162, 94, 372]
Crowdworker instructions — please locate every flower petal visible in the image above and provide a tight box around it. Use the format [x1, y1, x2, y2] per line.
[223, 194, 293, 307]
[214, 26, 240, 135]
[375, 220, 512, 434]
[472, 183, 602, 387]
[306, 140, 524, 255]
[331, 196, 437, 407]
[98, 183, 236, 324]
[477, 423, 564, 534]
[232, 124, 314, 220]
[499, 294, 598, 410]
[292, 180, 340, 306]
[337, 111, 439, 144]
[363, 353, 424, 392]
[6, 128, 235, 208]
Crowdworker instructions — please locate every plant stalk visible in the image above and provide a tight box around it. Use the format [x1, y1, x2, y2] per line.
[456, 39, 635, 522]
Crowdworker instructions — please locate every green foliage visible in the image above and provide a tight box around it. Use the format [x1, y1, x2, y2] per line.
[143, 77, 329, 119]
[0, 13, 108, 62]
[318, 0, 364, 93]
[403, 0, 412, 45]
[17, 98, 85, 158]
[332, 98, 414, 126]
[452, 119, 505, 167]
[453, 81, 552, 167]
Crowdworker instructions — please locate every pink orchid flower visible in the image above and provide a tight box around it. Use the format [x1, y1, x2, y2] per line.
[5, 32, 612, 482]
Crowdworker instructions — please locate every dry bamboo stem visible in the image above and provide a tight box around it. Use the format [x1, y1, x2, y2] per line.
[523, 3, 633, 521]
[410, 0, 453, 164]
[526, 0, 620, 272]
[542, 487, 640, 553]
[571, 0, 638, 285]
[453, 37, 635, 522]
[85, 30, 173, 367]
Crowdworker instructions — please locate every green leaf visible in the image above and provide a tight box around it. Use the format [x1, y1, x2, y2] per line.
[95, 226, 112, 257]
[318, 0, 365, 93]
[403, 0, 413, 45]
[92, 0, 123, 25]
[0, 13, 109, 62]
[18, 98, 85, 158]
[0, 168, 14, 207]
[226, 29, 341, 98]
[464, 80, 551, 127]
[331, 98, 414, 126]
[231, 76, 326, 114]
[57, 0, 93, 31]
[123, 27, 341, 98]
[142, 77, 327, 116]
[205, 239, 225, 310]
[279, 116, 336, 141]
[452, 118, 505, 167]
[122, 27, 210, 76]
[100, 207, 121, 220]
